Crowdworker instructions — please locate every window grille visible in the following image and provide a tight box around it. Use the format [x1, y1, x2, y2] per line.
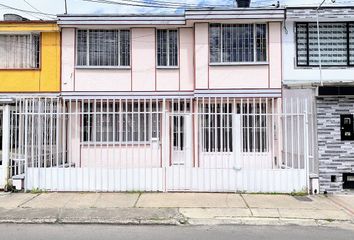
[349, 23, 354, 65]
[209, 23, 267, 64]
[0, 34, 40, 69]
[157, 29, 178, 67]
[83, 102, 160, 143]
[77, 29, 130, 67]
[241, 103, 268, 153]
[296, 22, 354, 66]
[200, 102, 268, 153]
[201, 103, 233, 152]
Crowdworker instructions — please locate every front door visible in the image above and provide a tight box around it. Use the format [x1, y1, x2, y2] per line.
[167, 113, 193, 190]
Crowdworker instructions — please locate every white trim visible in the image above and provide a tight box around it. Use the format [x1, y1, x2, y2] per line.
[75, 66, 131, 70]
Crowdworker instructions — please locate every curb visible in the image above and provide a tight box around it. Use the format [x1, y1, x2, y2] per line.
[0, 216, 353, 229]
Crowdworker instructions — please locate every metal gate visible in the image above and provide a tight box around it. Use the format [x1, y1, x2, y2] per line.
[8, 97, 311, 193]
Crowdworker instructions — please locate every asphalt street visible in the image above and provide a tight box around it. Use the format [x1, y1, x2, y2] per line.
[0, 224, 353, 240]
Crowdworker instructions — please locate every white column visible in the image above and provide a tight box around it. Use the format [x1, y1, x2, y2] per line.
[2, 105, 11, 188]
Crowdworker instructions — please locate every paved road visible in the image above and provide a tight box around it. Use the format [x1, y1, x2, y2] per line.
[0, 224, 353, 240]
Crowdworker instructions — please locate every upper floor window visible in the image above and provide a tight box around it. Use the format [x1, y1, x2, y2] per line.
[296, 23, 354, 67]
[157, 29, 178, 67]
[0, 34, 40, 69]
[209, 23, 267, 64]
[77, 29, 130, 67]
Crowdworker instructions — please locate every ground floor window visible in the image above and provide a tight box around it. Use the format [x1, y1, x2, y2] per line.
[201, 103, 233, 152]
[241, 103, 268, 153]
[200, 102, 268, 153]
[83, 101, 161, 143]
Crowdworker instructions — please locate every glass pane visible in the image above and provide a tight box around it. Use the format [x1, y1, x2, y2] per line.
[120, 30, 130, 66]
[296, 23, 308, 66]
[77, 30, 87, 66]
[308, 23, 347, 66]
[256, 24, 267, 62]
[168, 30, 178, 66]
[350, 24, 354, 65]
[88, 30, 119, 66]
[209, 24, 221, 63]
[0, 34, 40, 69]
[157, 30, 168, 66]
[222, 24, 254, 63]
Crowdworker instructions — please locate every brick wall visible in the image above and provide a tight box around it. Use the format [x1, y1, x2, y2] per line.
[317, 97, 354, 193]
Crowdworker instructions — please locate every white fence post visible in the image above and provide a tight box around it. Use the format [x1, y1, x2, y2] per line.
[2, 105, 11, 189]
[304, 100, 310, 194]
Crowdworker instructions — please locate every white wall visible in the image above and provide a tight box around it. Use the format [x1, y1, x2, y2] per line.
[283, 21, 354, 85]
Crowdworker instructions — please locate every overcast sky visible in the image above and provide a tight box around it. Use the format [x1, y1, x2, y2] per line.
[0, 0, 353, 20]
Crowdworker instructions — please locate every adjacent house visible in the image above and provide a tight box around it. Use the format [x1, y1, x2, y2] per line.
[283, 6, 354, 193]
[0, 16, 61, 189]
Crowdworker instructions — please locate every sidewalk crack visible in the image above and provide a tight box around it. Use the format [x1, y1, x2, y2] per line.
[133, 193, 142, 208]
[240, 194, 253, 216]
[327, 196, 354, 217]
[18, 193, 41, 208]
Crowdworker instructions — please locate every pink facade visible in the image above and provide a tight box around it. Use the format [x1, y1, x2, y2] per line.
[60, 11, 283, 94]
[57, 9, 285, 174]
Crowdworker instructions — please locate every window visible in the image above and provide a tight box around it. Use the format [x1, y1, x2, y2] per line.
[296, 23, 354, 66]
[241, 103, 268, 153]
[209, 23, 267, 64]
[77, 29, 130, 67]
[83, 102, 160, 143]
[200, 102, 268, 153]
[201, 104, 233, 152]
[157, 29, 178, 67]
[0, 34, 40, 69]
[171, 102, 191, 151]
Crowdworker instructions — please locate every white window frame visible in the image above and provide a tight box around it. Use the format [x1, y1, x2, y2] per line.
[0, 32, 40, 69]
[156, 29, 179, 68]
[209, 23, 268, 65]
[82, 102, 161, 144]
[295, 22, 354, 67]
[75, 29, 131, 69]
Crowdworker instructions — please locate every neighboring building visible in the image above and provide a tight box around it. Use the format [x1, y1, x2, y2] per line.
[0, 18, 61, 189]
[283, 6, 354, 193]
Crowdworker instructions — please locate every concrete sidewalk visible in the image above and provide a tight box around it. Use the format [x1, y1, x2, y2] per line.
[0, 192, 353, 228]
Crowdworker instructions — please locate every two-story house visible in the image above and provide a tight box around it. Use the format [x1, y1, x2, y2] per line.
[0, 15, 61, 190]
[283, 6, 354, 193]
[3, 2, 311, 193]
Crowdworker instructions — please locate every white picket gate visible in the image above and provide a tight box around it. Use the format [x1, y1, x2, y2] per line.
[8, 97, 311, 193]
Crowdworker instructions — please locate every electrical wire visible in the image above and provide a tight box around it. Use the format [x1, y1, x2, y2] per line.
[83, 0, 232, 9]
[0, 3, 56, 17]
[23, 0, 42, 13]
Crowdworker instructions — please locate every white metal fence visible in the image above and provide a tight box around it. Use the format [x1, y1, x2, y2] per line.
[8, 97, 310, 193]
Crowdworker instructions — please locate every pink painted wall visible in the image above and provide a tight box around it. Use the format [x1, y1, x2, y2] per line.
[209, 65, 269, 89]
[179, 28, 194, 91]
[194, 22, 282, 90]
[75, 69, 131, 91]
[61, 22, 281, 92]
[194, 23, 209, 89]
[268, 22, 282, 89]
[156, 69, 179, 91]
[132, 28, 156, 91]
[61, 28, 75, 91]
